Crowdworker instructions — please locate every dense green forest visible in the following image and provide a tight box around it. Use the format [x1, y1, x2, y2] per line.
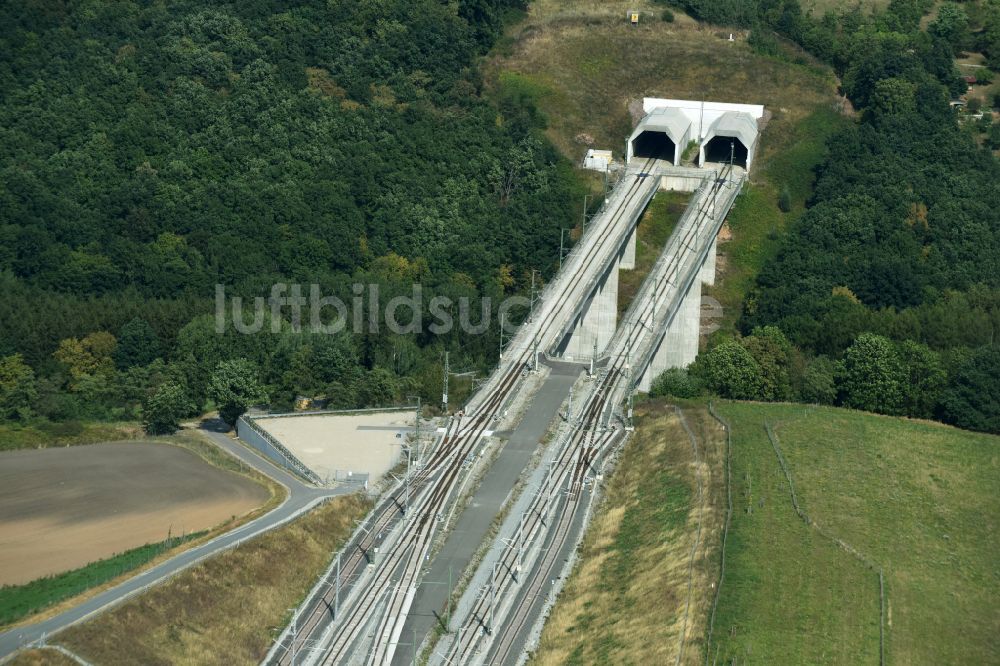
[4, 0, 999, 436]
[656, 0, 1000, 433]
[0, 0, 590, 430]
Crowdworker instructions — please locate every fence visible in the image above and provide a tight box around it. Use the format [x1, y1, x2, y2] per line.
[704, 402, 733, 666]
[236, 415, 324, 486]
[763, 421, 886, 666]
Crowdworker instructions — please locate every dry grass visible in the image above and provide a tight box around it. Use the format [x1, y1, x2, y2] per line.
[8, 648, 78, 666]
[529, 404, 725, 665]
[488, 2, 837, 164]
[54, 493, 371, 665]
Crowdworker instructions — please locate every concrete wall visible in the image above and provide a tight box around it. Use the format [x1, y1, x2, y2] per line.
[237, 417, 297, 472]
[236, 416, 322, 484]
[658, 173, 703, 193]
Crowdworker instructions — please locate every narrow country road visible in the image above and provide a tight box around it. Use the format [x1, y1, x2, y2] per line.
[0, 419, 349, 661]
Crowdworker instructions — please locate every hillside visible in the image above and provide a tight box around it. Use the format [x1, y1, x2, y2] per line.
[532, 400, 1000, 664]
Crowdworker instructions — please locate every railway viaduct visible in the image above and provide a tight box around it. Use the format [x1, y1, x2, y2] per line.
[257, 99, 761, 666]
[0, 99, 760, 666]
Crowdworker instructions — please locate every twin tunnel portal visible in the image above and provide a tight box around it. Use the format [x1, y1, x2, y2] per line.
[631, 130, 749, 168]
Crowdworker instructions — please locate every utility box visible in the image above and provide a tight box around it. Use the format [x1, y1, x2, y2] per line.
[583, 149, 612, 171]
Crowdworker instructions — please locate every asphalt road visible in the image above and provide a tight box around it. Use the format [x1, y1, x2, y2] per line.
[0, 419, 347, 661]
[390, 366, 581, 666]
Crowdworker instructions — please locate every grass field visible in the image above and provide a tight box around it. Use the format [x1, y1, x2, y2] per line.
[0, 421, 142, 452]
[534, 400, 999, 665]
[711, 402, 1000, 665]
[54, 493, 371, 665]
[529, 404, 726, 665]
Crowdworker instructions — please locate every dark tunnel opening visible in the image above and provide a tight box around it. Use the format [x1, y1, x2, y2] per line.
[703, 136, 748, 167]
[631, 131, 676, 161]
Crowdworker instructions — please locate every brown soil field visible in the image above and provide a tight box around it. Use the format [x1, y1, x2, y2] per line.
[0, 442, 270, 585]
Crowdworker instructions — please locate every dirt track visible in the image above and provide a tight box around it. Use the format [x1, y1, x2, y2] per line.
[0, 442, 269, 585]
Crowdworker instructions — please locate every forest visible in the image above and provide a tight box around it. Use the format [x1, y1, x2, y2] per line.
[3, 0, 999, 436]
[0, 0, 583, 430]
[655, 0, 1000, 433]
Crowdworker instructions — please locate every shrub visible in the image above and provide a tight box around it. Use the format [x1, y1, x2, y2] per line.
[650, 367, 702, 398]
[690, 341, 765, 400]
[661, 9, 675, 22]
[39, 420, 84, 438]
[143, 382, 194, 435]
[778, 185, 792, 212]
[748, 28, 781, 57]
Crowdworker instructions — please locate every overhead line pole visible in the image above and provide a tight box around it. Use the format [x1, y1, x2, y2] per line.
[442, 351, 449, 414]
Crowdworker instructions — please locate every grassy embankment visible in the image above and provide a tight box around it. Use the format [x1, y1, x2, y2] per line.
[0, 430, 284, 629]
[30, 493, 372, 665]
[533, 400, 999, 665]
[530, 404, 726, 665]
[0, 421, 141, 452]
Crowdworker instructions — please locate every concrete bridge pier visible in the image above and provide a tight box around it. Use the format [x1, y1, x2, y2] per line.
[701, 237, 716, 286]
[639, 277, 701, 392]
[563, 260, 620, 361]
[638, 237, 718, 392]
[619, 226, 637, 271]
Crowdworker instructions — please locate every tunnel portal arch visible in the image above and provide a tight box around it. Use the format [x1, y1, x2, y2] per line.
[698, 111, 758, 170]
[626, 107, 692, 166]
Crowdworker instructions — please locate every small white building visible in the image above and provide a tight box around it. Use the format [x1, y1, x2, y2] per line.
[583, 149, 613, 171]
[627, 97, 765, 170]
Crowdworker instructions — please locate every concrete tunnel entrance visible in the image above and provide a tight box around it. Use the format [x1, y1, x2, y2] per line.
[631, 131, 676, 161]
[703, 136, 748, 168]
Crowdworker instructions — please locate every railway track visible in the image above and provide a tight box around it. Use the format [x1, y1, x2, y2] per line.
[270, 158, 662, 666]
[430, 164, 745, 665]
[441, 365, 624, 664]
